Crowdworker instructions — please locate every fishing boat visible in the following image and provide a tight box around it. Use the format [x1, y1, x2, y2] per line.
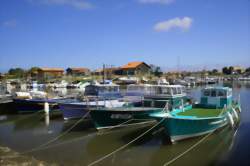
[58, 83, 126, 120]
[90, 85, 188, 130]
[151, 87, 241, 143]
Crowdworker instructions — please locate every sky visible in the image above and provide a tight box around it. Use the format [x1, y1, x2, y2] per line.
[0, 0, 249, 72]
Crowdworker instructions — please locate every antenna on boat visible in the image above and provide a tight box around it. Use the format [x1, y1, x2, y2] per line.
[181, 99, 184, 112]
[102, 64, 105, 84]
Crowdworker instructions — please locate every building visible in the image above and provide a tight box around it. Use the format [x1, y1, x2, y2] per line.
[232, 66, 245, 74]
[37, 68, 64, 81]
[66, 67, 90, 76]
[121, 61, 151, 75]
[93, 67, 122, 79]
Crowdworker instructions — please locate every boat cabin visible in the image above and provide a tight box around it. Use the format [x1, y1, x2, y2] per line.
[143, 85, 187, 108]
[84, 84, 121, 98]
[200, 87, 232, 108]
[126, 84, 153, 96]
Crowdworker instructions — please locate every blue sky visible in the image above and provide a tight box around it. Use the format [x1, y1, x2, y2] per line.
[0, 0, 249, 72]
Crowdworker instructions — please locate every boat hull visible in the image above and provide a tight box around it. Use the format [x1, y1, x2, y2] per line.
[59, 103, 93, 120]
[13, 99, 59, 113]
[162, 116, 228, 142]
[90, 108, 163, 130]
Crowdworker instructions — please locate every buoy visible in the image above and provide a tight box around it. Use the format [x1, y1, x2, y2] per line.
[227, 112, 234, 128]
[44, 102, 49, 115]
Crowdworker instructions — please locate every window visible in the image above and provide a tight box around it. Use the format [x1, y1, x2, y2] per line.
[203, 90, 210, 96]
[217, 90, 226, 97]
[211, 90, 216, 97]
[156, 87, 162, 94]
[172, 88, 177, 95]
[162, 87, 171, 95]
[177, 87, 182, 94]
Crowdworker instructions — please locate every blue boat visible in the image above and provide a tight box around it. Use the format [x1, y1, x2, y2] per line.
[13, 91, 70, 113]
[58, 84, 127, 120]
[151, 87, 241, 143]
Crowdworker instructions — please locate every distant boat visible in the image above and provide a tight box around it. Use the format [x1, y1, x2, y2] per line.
[238, 77, 250, 81]
[151, 87, 241, 143]
[90, 85, 188, 130]
[13, 91, 70, 113]
[46, 80, 68, 89]
[115, 76, 138, 85]
[66, 81, 90, 90]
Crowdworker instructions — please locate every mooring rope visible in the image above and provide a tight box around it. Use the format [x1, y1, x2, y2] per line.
[97, 119, 134, 134]
[1, 111, 91, 159]
[163, 131, 214, 166]
[87, 118, 165, 166]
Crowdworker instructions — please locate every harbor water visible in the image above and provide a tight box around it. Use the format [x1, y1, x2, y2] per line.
[0, 82, 249, 166]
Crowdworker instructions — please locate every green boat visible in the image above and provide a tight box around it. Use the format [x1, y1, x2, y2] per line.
[90, 85, 188, 130]
[151, 87, 241, 143]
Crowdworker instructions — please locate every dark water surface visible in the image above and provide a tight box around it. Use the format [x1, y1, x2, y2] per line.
[0, 82, 249, 166]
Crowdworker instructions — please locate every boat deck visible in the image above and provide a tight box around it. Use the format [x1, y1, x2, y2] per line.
[175, 108, 225, 118]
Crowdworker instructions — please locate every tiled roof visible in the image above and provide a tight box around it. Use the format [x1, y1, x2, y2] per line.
[39, 68, 64, 72]
[121, 62, 145, 69]
[69, 68, 90, 72]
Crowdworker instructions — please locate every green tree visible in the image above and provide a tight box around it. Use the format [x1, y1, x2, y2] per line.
[222, 67, 231, 75]
[212, 69, 218, 74]
[8, 68, 26, 78]
[245, 67, 250, 73]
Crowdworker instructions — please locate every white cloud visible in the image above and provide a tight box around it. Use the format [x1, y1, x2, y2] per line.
[2, 19, 17, 28]
[138, 0, 175, 5]
[28, 0, 93, 10]
[154, 17, 193, 32]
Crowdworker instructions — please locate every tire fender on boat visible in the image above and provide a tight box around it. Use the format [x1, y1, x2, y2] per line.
[226, 112, 234, 128]
[237, 106, 242, 113]
[231, 108, 239, 121]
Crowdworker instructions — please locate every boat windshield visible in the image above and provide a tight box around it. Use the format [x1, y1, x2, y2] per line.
[217, 89, 226, 97]
[84, 85, 119, 96]
[172, 87, 177, 95]
[202, 88, 230, 97]
[161, 87, 172, 95]
[99, 86, 119, 93]
[203, 90, 210, 96]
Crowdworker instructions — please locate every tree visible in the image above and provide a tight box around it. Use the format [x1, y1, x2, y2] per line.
[229, 66, 234, 74]
[245, 67, 250, 73]
[222, 67, 231, 75]
[212, 69, 218, 74]
[8, 68, 26, 78]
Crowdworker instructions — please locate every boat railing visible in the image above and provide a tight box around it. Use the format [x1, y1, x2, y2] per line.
[163, 101, 170, 113]
[219, 104, 227, 116]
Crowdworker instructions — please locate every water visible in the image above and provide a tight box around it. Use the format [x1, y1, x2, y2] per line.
[0, 82, 249, 166]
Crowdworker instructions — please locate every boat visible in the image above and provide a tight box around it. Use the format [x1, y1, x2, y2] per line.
[115, 76, 139, 85]
[46, 80, 68, 89]
[66, 81, 90, 90]
[151, 87, 241, 143]
[58, 83, 126, 120]
[12, 91, 70, 113]
[90, 85, 188, 130]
